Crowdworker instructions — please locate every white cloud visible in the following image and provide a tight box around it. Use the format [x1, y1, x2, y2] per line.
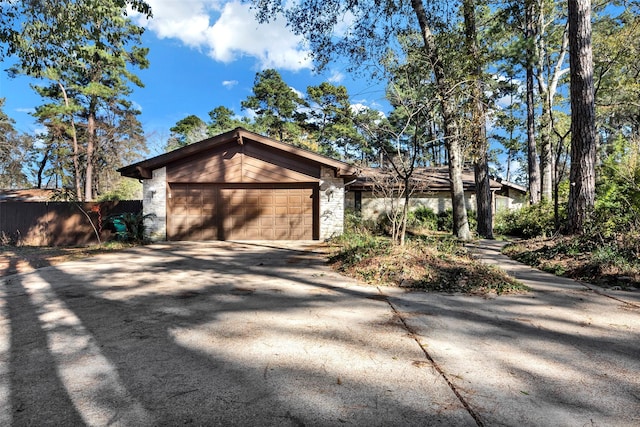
[15, 107, 35, 114]
[327, 70, 344, 83]
[289, 86, 305, 100]
[350, 103, 369, 114]
[138, 0, 311, 71]
[222, 80, 238, 89]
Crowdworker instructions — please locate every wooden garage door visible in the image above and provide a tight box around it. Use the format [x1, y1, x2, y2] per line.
[168, 184, 314, 241]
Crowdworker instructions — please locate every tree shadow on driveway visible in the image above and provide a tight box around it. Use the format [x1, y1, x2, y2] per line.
[0, 242, 475, 426]
[386, 253, 640, 426]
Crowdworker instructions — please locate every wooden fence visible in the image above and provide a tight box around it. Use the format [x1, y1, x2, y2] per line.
[0, 200, 142, 246]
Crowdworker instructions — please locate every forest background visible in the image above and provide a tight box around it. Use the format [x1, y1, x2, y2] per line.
[0, 0, 638, 244]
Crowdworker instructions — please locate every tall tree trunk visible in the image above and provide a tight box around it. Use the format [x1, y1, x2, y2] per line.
[539, 105, 553, 200]
[526, 0, 541, 204]
[58, 82, 82, 200]
[464, 0, 493, 239]
[36, 149, 49, 189]
[536, 18, 570, 202]
[567, 0, 596, 234]
[85, 98, 97, 201]
[411, 0, 470, 240]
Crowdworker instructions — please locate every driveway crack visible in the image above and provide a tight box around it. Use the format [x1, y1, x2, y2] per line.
[376, 287, 485, 427]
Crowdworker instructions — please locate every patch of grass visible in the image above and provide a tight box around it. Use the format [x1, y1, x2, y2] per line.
[329, 232, 528, 295]
[503, 236, 640, 289]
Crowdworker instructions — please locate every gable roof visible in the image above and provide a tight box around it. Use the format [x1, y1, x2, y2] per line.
[491, 176, 527, 194]
[118, 127, 359, 180]
[346, 167, 503, 192]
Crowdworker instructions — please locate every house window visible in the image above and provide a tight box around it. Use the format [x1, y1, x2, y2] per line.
[354, 191, 362, 212]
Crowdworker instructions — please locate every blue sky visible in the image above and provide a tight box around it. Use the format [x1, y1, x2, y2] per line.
[0, 0, 389, 155]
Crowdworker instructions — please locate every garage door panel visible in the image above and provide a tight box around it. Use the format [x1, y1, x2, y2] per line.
[288, 207, 302, 215]
[169, 184, 315, 241]
[172, 206, 188, 215]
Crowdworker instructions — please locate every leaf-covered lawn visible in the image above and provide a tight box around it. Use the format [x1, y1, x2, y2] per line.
[329, 233, 528, 295]
[503, 236, 640, 289]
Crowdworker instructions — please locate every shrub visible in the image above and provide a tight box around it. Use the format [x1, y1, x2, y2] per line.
[436, 209, 477, 233]
[408, 206, 438, 230]
[495, 201, 560, 238]
[592, 136, 640, 238]
[329, 231, 391, 269]
[107, 212, 153, 243]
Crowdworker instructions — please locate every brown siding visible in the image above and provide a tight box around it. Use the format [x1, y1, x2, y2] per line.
[166, 139, 321, 184]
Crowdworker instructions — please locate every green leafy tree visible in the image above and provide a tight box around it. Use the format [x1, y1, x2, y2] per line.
[306, 82, 365, 158]
[207, 106, 249, 136]
[8, 0, 150, 201]
[0, 0, 152, 60]
[0, 98, 32, 188]
[241, 69, 305, 143]
[593, 6, 640, 147]
[594, 136, 640, 237]
[167, 115, 208, 151]
[251, 0, 472, 240]
[31, 77, 83, 197]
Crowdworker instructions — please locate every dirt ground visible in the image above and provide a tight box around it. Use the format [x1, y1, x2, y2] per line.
[0, 245, 131, 277]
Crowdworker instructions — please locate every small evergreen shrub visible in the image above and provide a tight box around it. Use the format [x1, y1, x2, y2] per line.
[408, 206, 438, 230]
[107, 212, 153, 243]
[495, 201, 560, 238]
[436, 209, 477, 232]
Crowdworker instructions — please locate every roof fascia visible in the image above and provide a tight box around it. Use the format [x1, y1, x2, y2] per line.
[118, 127, 359, 179]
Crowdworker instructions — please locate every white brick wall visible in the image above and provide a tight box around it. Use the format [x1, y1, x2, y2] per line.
[358, 191, 476, 220]
[142, 167, 167, 241]
[319, 166, 345, 240]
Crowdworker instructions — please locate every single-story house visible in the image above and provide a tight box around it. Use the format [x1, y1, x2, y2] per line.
[118, 127, 358, 241]
[119, 128, 527, 242]
[344, 167, 525, 219]
[493, 178, 527, 211]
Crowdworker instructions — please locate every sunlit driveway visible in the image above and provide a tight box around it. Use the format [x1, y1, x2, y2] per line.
[1, 240, 639, 426]
[0, 241, 474, 426]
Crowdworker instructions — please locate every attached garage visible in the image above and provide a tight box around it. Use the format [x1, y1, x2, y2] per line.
[167, 184, 315, 241]
[118, 128, 358, 241]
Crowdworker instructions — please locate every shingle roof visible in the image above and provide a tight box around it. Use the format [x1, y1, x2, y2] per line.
[346, 167, 503, 192]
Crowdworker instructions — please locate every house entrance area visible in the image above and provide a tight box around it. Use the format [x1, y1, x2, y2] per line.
[167, 183, 316, 241]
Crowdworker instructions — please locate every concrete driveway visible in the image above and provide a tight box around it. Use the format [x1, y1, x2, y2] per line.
[0, 240, 639, 426]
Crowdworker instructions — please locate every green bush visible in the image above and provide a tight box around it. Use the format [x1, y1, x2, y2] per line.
[436, 209, 477, 232]
[329, 230, 391, 268]
[495, 201, 560, 238]
[107, 212, 153, 243]
[343, 209, 384, 235]
[592, 136, 640, 239]
[408, 206, 438, 230]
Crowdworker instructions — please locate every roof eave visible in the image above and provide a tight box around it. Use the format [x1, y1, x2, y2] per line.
[118, 127, 359, 179]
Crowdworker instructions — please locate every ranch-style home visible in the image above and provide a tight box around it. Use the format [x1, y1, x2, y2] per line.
[119, 127, 527, 241]
[344, 167, 527, 220]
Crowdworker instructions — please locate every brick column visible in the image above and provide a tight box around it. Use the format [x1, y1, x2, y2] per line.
[319, 166, 345, 240]
[142, 167, 166, 241]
